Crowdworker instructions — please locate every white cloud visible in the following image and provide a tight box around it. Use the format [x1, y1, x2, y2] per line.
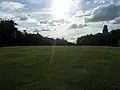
[112, 17, 120, 24]
[0, 1, 26, 12]
[28, 11, 52, 20]
[0, 11, 14, 19]
[16, 17, 39, 29]
[26, 0, 43, 4]
[68, 24, 88, 29]
[0, 0, 120, 41]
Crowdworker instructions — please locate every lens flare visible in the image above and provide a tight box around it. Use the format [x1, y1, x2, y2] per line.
[52, 0, 73, 19]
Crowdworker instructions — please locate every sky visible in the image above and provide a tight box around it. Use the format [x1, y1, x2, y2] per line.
[0, 0, 120, 42]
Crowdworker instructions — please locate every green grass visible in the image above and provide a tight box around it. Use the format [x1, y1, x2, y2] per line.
[1, 46, 120, 90]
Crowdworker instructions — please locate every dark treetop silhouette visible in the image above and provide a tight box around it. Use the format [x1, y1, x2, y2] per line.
[0, 19, 120, 47]
[0, 19, 74, 47]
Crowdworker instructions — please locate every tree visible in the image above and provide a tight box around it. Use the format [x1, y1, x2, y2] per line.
[0, 19, 17, 46]
[110, 29, 120, 46]
[103, 25, 108, 34]
[76, 25, 120, 46]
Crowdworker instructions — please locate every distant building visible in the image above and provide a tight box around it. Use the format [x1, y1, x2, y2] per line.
[103, 25, 109, 34]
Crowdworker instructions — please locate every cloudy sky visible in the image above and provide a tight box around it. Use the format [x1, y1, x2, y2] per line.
[0, 0, 120, 42]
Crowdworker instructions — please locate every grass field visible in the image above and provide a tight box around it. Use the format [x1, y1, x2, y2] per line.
[0, 46, 120, 90]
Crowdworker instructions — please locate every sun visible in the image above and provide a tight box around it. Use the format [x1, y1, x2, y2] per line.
[52, 0, 73, 19]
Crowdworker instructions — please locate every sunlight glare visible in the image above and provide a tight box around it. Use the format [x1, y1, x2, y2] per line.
[52, 0, 73, 19]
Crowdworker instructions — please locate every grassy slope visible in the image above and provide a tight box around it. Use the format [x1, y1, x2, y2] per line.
[0, 46, 120, 90]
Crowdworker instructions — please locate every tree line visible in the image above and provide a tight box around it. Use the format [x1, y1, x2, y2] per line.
[0, 19, 74, 47]
[76, 25, 120, 47]
[0, 19, 120, 47]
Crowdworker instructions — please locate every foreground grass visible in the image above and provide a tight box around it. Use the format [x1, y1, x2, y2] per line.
[0, 46, 120, 90]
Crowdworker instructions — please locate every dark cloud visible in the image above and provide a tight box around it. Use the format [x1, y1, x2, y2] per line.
[85, 4, 120, 22]
[52, 19, 69, 24]
[33, 29, 40, 33]
[80, 0, 117, 11]
[39, 19, 69, 26]
[79, 24, 88, 28]
[33, 28, 50, 33]
[69, 24, 78, 29]
[18, 15, 28, 21]
[86, 0, 119, 5]
[40, 20, 48, 24]
[113, 0, 119, 3]
[40, 29, 50, 31]
[40, 20, 56, 26]
[93, 0, 118, 5]
[68, 24, 88, 29]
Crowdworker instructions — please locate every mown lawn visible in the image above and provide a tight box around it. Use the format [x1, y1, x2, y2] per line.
[0, 46, 120, 90]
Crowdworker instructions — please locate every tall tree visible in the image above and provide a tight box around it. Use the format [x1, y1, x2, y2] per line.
[0, 19, 17, 46]
[103, 25, 108, 34]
